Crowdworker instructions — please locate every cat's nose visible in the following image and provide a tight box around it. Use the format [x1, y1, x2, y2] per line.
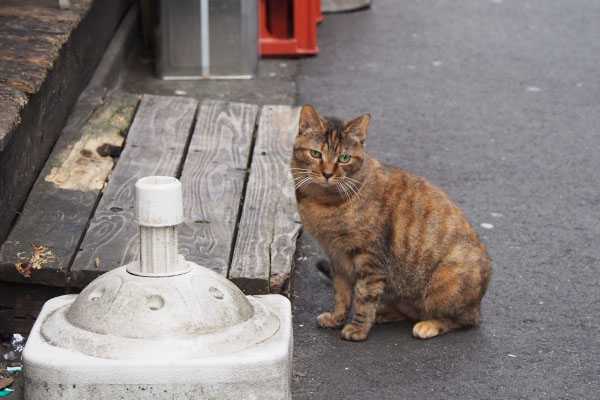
[322, 172, 333, 180]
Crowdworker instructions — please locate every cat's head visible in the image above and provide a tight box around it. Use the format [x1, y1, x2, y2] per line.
[292, 104, 370, 188]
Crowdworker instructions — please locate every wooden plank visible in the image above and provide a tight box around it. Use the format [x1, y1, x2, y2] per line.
[177, 101, 258, 276]
[0, 16, 71, 47]
[69, 95, 198, 287]
[0, 84, 27, 147]
[0, 90, 138, 286]
[229, 105, 302, 294]
[0, 38, 60, 69]
[0, 281, 67, 336]
[0, 5, 83, 29]
[0, 59, 48, 94]
[0, 0, 130, 243]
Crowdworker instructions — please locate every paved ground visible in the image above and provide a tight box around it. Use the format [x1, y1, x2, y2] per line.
[291, 0, 600, 398]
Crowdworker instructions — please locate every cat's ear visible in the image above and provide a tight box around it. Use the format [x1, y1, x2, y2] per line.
[299, 104, 324, 135]
[345, 114, 371, 144]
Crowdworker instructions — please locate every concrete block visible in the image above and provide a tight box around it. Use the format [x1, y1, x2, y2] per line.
[24, 290, 292, 399]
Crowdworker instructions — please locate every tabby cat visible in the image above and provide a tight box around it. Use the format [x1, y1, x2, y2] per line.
[291, 105, 491, 342]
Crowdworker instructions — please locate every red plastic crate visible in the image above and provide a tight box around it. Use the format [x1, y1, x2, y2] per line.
[259, 0, 322, 56]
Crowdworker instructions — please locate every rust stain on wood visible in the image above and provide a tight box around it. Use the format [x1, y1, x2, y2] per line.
[15, 244, 56, 279]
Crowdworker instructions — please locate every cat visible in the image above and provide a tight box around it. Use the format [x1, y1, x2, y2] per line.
[291, 104, 491, 342]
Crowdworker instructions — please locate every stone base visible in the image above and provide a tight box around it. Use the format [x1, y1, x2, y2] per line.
[23, 294, 292, 400]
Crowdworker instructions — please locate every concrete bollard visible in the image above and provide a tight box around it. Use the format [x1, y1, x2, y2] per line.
[23, 176, 293, 399]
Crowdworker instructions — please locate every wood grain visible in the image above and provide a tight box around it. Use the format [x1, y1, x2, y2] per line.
[178, 100, 259, 276]
[69, 95, 198, 287]
[0, 16, 71, 47]
[0, 83, 27, 147]
[0, 91, 137, 286]
[0, 5, 83, 28]
[0, 38, 59, 69]
[0, 59, 48, 94]
[229, 105, 301, 293]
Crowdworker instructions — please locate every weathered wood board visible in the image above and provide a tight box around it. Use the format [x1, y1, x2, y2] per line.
[0, 5, 84, 28]
[0, 90, 138, 286]
[0, 0, 130, 245]
[178, 101, 258, 276]
[0, 281, 69, 337]
[0, 59, 48, 94]
[0, 83, 27, 148]
[69, 95, 198, 287]
[1, 95, 302, 297]
[0, 16, 71, 46]
[229, 105, 302, 293]
[0, 39, 60, 69]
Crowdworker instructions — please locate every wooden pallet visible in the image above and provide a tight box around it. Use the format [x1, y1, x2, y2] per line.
[0, 93, 302, 324]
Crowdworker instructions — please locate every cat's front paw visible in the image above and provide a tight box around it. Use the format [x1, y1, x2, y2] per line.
[341, 324, 369, 342]
[316, 312, 344, 329]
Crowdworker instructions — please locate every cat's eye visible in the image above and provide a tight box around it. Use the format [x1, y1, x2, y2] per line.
[310, 149, 322, 158]
[338, 154, 351, 163]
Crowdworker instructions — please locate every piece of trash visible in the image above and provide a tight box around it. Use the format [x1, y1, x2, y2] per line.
[0, 377, 14, 391]
[2, 334, 25, 361]
[508, 354, 517, 358]
[0, 388, 14, 397]
[480, 223, 494, 229]
[6, 367, 21, 373]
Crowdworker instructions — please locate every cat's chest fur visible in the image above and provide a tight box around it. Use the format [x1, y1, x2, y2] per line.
[297, 192, 379, 256]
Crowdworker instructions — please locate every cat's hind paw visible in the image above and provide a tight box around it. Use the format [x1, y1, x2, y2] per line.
[341, 324, 369, 342]
[412, 320, 444, 339]
[317, 312, 344, 329]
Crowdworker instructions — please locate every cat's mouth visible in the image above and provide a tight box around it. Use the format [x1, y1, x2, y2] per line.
[315, 179, 336, 187]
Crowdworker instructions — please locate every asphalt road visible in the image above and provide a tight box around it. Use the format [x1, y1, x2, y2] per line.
[291, 0, 600, 398]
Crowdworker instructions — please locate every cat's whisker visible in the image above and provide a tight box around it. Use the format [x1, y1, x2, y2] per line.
[294, 177, 313, 190]
[345, 176, 362, 185]
[343, 181, 362, 203]
[286, 172, 308, 185]
[341, 181, 358, 203]
[336, 183, 350, 202]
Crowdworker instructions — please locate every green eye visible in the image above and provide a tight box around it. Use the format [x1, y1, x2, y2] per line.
[310, 149, 322, 158]
[338, 154, 351, 163]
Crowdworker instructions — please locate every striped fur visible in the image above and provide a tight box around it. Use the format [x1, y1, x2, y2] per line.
[291, 105, 491, 342]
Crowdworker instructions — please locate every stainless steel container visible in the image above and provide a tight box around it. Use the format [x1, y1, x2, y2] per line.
[156, 0, 258, 79]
